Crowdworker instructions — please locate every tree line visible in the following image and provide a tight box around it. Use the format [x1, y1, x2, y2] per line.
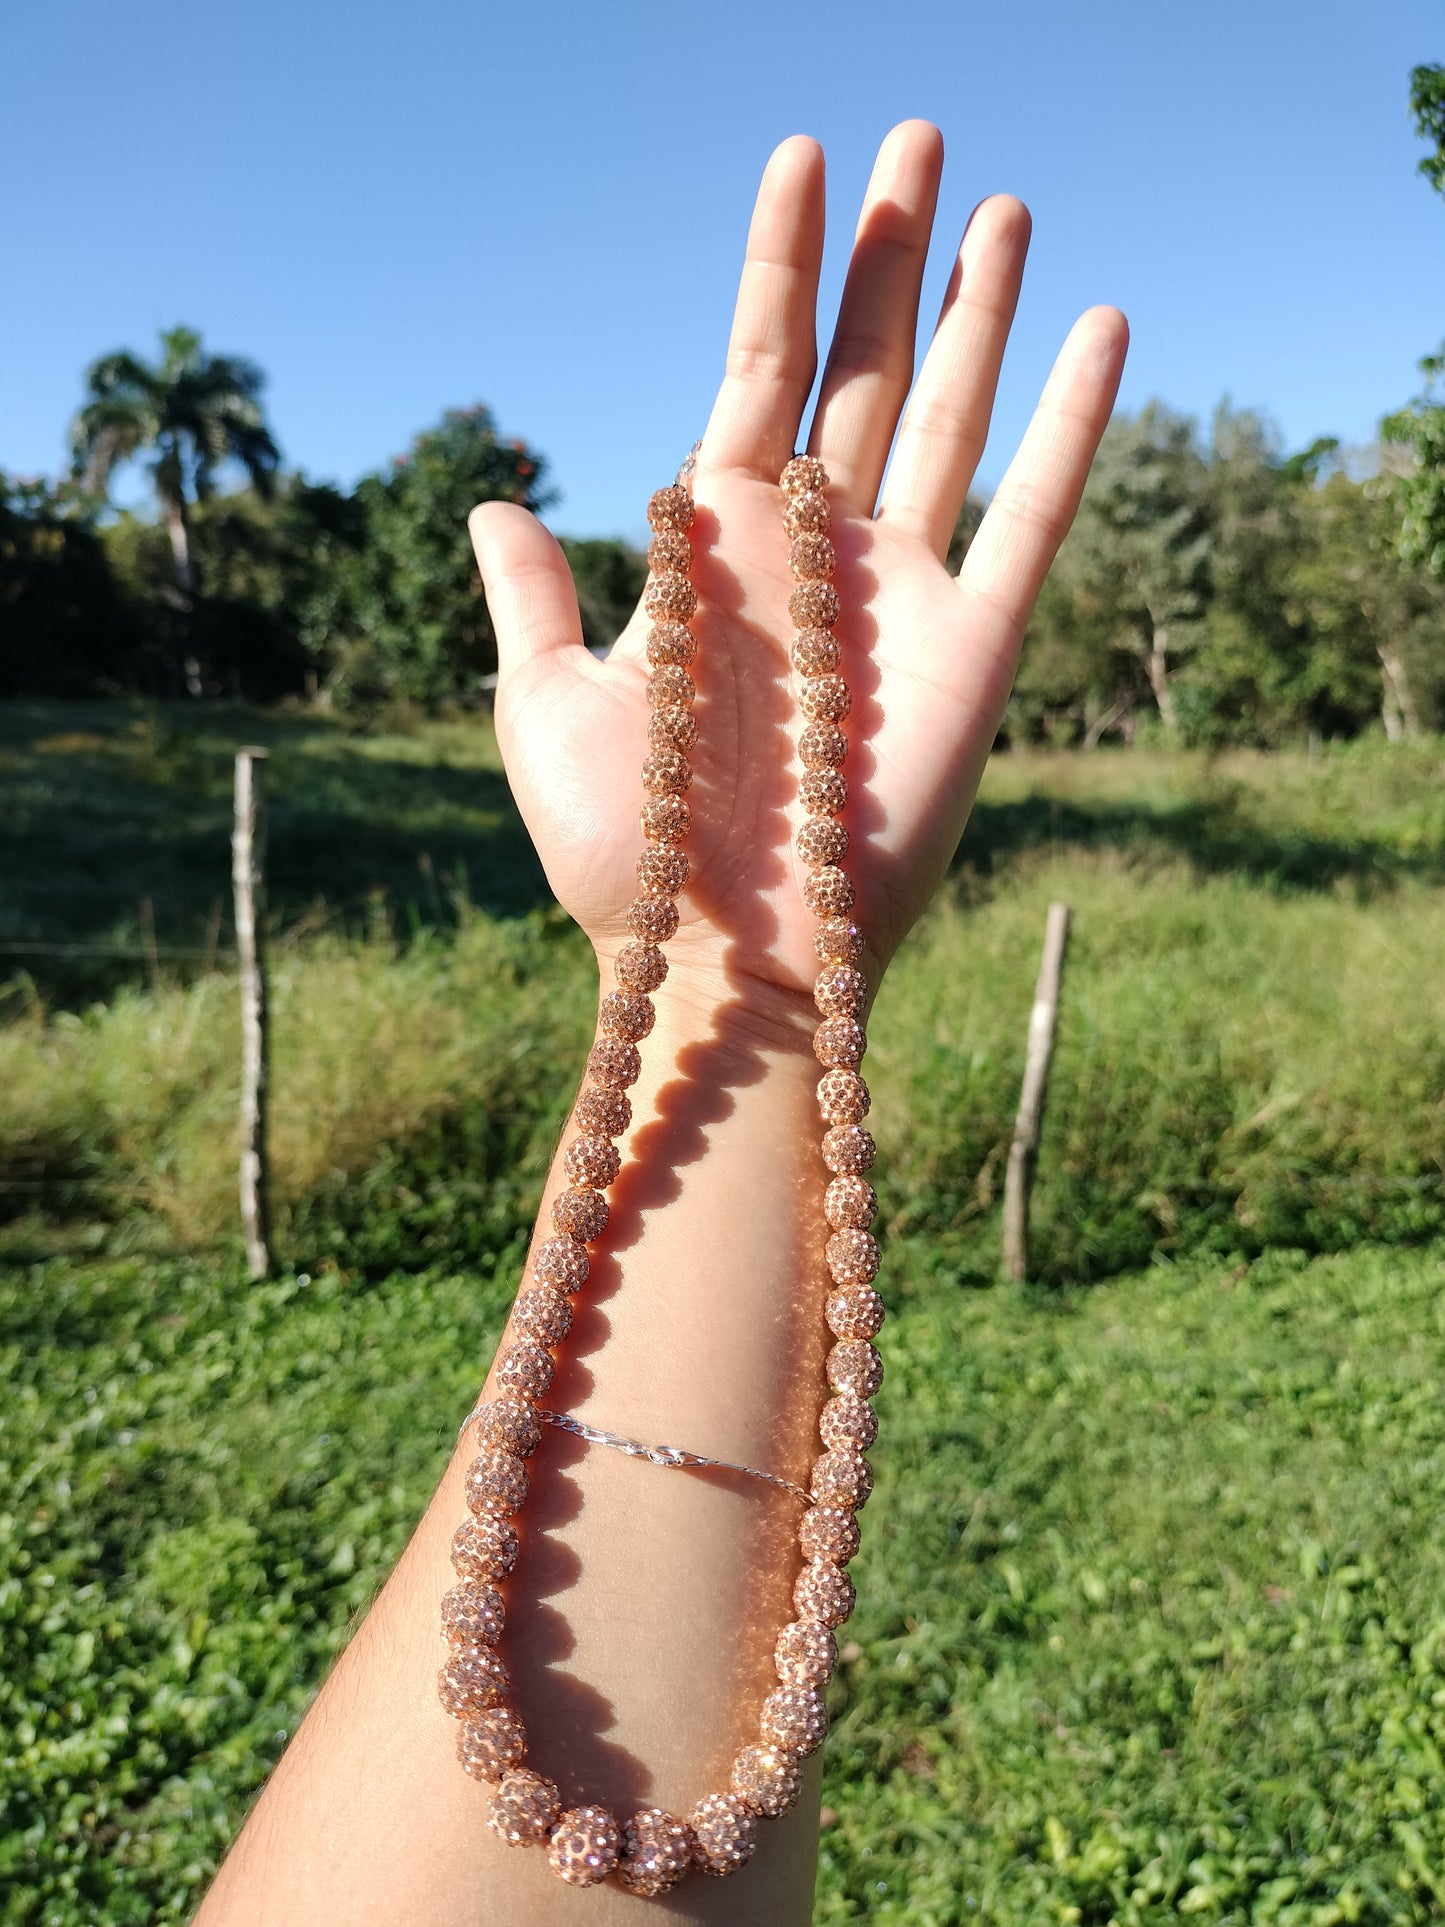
[3, 63, 1442, 739]
[0, 327, 642, 710]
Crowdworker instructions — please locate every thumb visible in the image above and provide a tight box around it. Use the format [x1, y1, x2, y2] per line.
[468, 500, 585, 690]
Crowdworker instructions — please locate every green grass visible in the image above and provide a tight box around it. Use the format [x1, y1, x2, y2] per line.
[0, 700, 548, 1007]
[3, 707, 1445, 1919]
[3, 1243, 1443, 1923]
[820, 1239, 1445, 1924]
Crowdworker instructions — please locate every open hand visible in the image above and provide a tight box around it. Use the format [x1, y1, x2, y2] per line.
[471, 122, 1127, 1013]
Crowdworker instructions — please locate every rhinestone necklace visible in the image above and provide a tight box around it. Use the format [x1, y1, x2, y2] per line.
[436, 457, 883, 1895]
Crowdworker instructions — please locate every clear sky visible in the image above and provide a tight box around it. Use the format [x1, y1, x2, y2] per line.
[2, 1, 1441, 542]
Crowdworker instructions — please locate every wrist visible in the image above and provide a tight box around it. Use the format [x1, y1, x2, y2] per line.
[590, 939, 824, 1065]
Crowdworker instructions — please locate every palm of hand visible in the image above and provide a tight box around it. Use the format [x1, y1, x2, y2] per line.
[475, 125, 1126, 1005]
[497, 488, 998, 997]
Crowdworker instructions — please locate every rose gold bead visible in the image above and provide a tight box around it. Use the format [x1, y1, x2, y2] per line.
[794, 1559, 856, 1628]
[775, 1618, 837, 1687]
[800, 1503, 861, 1565]
[564, 1134, 622, 1188]
[731, 1743, 802, 1819]
[587, 1039, 642, 1088]
[784, 489, 831, 536]
[458, 1706, 527, 1782]
[774, 1626, 843, 1703]
[488, 1768, 562, 1847]
[644, 572, 697, 622]
[689, 1791, 757, 1876]
[437, 1643, 510, 1715]
[814, 1017, 865, 1071]
[811, 1450, 874, 1511]
[792, 627, 841, 676]
[451, 1513, 520, 1583]
[465, 1447, 529, 1516]
[781, 454, 829, 496]
[441, 1580, 505, 1648]
[799, 673, 851, 723]
[825, 1175, 877, 1229]
[548, 1805, 621, 1887]
[822, 1124, 876, 1175]
[790, 532, 835, 580]
[641, 795, 691, 845]
[798, 819, 849, 867]
[647, 620, 697, 666]
[800, 721, 847, 770]
[828, 1337, 884, 1398]
[529, 1234, 590, 1290]
[648, 704, 698, 752]
[497, 1340, 555, 1400]
[637, 847, 689, 896]
[615, 942, 668, 993]
[647, 484, 695, 531]
[818, 1069, 870, 1124]
[642, 747, 691, 796]
[826, 1286, 884, 1342]
[826, 1229, 881, 1287]
[820, 1391, 878, 1453]
[814, 964, 866, 1017]
[551, 1184, 608, 1241]
[626, 893, 680, 944]
[617, 1808, 696, 1897]
[599, 990, 655, 1043]
[804, 865, 856, 917]
[574, 1085, 632, 1138]
[801, 767, 848, 815]
[514, 1285, 574, 1347]
[760, 1684, 829, 1755]
[814, 917, 863, 963]
[474, 1396, 543, 1456]
[790, 582, 840, 629]
[647, 530, 691, 574]
[648, 663, 695, 706]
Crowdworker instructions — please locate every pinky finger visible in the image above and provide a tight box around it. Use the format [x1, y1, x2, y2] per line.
[955, 306, 1128, 671]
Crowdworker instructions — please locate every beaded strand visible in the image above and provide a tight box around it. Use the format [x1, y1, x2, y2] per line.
[436, 457, 881, 1895]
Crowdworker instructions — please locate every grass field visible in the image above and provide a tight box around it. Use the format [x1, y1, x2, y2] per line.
[2, 704, 1444, 1921]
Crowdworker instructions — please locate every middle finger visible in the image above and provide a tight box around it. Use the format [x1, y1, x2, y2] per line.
[807, 120, 944, 514]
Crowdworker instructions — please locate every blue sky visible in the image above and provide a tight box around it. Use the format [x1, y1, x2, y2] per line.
[2, 1, 1441, 541]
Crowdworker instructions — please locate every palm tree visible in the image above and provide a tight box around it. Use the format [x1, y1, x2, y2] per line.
[70, 325, 281, 600]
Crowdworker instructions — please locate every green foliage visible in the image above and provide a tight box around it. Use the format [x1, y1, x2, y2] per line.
[1026, 407, 1445, 746]
[814, 1242, 1445, 1923]
[2, 1240, 1443, 1921]
[69, 326, 280, 581]
[1384, 359, 1445, 581]
[1382, 67, 1445, 579]
[0, 475, 133, 697]
[556, 535, 647, 653]
[1053, 403, 1211, 731]
[2, 714, 1444, 1918]
[2, 709, 1441, 1278]
[1407, 62, 1445, 196]
[0, 700, 549, 1008]
[332, 405, 555, 706]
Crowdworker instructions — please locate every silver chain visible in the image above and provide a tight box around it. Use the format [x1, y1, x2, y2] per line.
[459, 1402, 810, 1504]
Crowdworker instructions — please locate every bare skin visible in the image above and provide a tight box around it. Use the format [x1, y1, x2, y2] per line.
[197, 121, 1126, 1925]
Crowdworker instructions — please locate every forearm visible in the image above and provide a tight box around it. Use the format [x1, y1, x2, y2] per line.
[199, 961, 838, 1926]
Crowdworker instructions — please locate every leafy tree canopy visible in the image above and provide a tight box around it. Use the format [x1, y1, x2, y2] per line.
[333, 405, 557, 707]
[1383, 66, 1445, 575]
[69, 325, 281, 600]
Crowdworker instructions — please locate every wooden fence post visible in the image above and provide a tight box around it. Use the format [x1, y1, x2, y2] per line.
[1001, 901, 1071, 1284]
[233, 748, 271, 1279]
